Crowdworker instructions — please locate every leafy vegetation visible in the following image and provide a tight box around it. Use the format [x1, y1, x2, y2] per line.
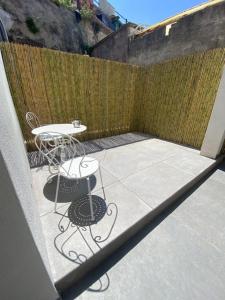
[80, 1, 94, 19]
[53, 0, 93, 19]
[53, 0, 73, 8]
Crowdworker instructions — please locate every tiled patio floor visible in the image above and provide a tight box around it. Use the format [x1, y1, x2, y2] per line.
[68, 161, 225, 300]
[31, 133, 218, 288]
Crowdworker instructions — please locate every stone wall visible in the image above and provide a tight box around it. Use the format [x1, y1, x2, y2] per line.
[0, 0, 111, 53]
[92, 22, 136, 62]
[92, 1, 225, 66]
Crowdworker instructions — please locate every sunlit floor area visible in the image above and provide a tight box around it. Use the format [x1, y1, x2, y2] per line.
[66, 161, 225, 300]
[30, 133, 218, 292]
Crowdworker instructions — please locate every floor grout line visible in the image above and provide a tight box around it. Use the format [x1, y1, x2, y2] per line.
[39, 159, 215, 218]
[118, 179, 155, 211]
[101, 151, 195, 183]
[34, 137, 217, 219]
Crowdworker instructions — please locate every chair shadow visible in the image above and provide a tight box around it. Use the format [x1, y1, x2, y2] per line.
[54, 199, 118, 295]
[43, 175, 97, 203]
[68, 195, 107, 226]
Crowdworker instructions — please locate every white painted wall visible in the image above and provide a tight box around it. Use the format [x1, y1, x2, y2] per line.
[201, 67, 225, 159]
[0, 51, 59, 299]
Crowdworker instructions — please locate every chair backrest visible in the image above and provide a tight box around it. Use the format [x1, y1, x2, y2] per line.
[26, 112, 41, 129]
[35, 132, 86, 175]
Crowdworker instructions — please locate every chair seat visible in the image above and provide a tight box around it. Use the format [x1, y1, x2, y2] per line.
[60, 156, 99, 179]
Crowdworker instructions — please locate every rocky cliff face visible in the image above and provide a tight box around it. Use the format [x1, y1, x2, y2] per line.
[0, 0, 111, 53]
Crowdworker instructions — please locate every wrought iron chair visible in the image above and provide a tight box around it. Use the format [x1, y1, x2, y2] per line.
[26, 112, 41, 129]
[26, 111, 51, 166]
[35, 132, 104, 221]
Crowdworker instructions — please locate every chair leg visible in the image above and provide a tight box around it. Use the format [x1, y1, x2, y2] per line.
[38, 150, 43, 165]
[99, 166, 106, 201]
[87, 177, 94, 221]
[54, 172, 60, 213]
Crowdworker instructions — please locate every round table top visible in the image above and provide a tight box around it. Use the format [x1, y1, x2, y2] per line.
[32, 124, 87, 136]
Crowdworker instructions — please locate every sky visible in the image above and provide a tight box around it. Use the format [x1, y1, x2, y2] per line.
[109, 0, 207, 26]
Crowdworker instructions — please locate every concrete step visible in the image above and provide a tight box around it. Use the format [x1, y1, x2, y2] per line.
[63, 160, 225, 300]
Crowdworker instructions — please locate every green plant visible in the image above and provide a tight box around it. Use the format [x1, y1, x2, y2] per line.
[53, 0, 73, 8]
[25, 17, 39, 34]
[80, 2, 93, 20]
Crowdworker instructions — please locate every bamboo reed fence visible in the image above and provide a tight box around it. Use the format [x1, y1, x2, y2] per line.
[0, 42, 225, 152]
[0, 43, 139, 149]
[138, 49, 225, 150]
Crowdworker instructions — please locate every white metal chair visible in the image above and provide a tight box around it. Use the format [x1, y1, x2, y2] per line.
[35, 132, 104, 221]
[26, 112, 53, 167]
[26, 112, 41, 129]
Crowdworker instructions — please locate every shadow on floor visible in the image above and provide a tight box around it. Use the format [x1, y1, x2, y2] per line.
[68, 195, 107, 226]
[54, 199, 118, 294]
[61, 161, 224, 300]
[43, 175, 97, 203]
[218, 160, 225, 172]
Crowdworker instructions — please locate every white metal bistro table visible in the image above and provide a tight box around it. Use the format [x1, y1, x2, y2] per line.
[32, 123, 87, 137]
[32, 124, 87, 177]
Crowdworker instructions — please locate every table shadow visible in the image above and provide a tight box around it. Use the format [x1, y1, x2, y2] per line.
[43, 175, 97, 203]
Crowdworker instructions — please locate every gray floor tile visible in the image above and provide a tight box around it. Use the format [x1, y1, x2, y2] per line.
[76, 213, 225, 300]
[122, 162, 194, 209]
[100, 145, 156, 180]
[172, 178, 225, 250]
[99, 138, 187, 180]
[163, 150, 214, 175]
